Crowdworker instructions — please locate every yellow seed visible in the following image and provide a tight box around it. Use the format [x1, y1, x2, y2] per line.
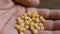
[32, 13, 37, 18]
[36, 26, 41, 31]
[25, 25, 29, 29]
[17, 17, 22, 24]
[40, 16, 45, 23]
[25, 16, 30, 20]
[20, 22, 25, 27]
[30, 26, 35, 30]
[19, 27, 24, 32]
[20, 32, 24, 34]
[35, 18, 40, 22]
[15, 25, 20, 30]
[25, 21, 30, 25]
[32, 17, 36, 21]
[36, 14, 39, 17]
[28, 18, 32, 21]
[38, 23, 43, 26]
[40, 26, 44, 30]
[30, 21, 34, 26]
[33, 23, 38, 27]
[27, 11, 31, 16]
[32, 29, 38, 34]
[23, 28, 26, 32]
[21, 16, 25, 19]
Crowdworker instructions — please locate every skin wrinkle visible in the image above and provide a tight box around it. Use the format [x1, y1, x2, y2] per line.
[0, 6, 17, 33]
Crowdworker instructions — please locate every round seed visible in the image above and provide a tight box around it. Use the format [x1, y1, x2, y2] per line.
[25, 21, 30, 25]
[20, 22, 25, 27]
[32, 17, 36, 21]
[38, 23, 43, 26]
[20, 32, 24, 34]
[30, 21, 34, 26]
[33, 23, 38, 27]
[15, 25, 20, 30]
[19, 27, 24, 32]
[40, 26, 44, 30]
[21, 16, 25, 19]
[25, 25, 29, 29]
[27, 12, 31, 16]
[30, 26, 35, 30]
[32, 29, 38, 34]
[36, 26, 41, 31]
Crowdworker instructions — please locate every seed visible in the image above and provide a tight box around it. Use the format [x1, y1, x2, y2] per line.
[32, 17, 35, 21]
[25, 25, 29, 29]
[21, 16, 25, 19]
[15, 25, 20, 30]
[36, 14, 39, 17]
[20, 32, 24, 34]
[25, 21, 30, 25]
[40, 26, 44, 30]
[35, 18, 40, 22]
[38, 23, 43, 26]
[27, 12, 31, 16]
[36, 26, 41, 31]
[17, 17, 22, 24]
[19, 27, 24, 32]
[30, 26, 35, 30]
[32, 13, 37, 18]
[20, 22, 25, 27]
[32, 29, 38, 34]
[40, 16, 45, 23]
[23, 28, 26, 32]
[30, 21, 34, 26]
[33, 23, 38, 27]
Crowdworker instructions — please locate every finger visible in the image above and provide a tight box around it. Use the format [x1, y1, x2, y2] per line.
[13, 0, 40, 7]
[0, 0, 14, 10]
[43, 20, 54, 31]
[53, 20, 60, 30]
[49, 10, 60, 20]
[37, 9, 50, 19]
[38, 31, 52, 34]
[53, 31, 60, 34]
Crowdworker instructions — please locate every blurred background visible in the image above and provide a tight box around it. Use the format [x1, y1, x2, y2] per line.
[37, 0, 60, 9]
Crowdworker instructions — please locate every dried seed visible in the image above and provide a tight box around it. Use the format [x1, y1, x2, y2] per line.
[19, 27, 24, 32]
[25, 25, 29, 29]
[27, 12, 31, 16]
[21, 16, 25, 19]
[40, 26, 44, 30]
[40, 16, 45, 23]
[20, 22, 25, 27]
[32, 17, 36, 21]
[15, 25, 20, 30]
[36, 26, 41, 31]
[38, 23, 43, 26]
[30, 21, 34, 26]
[20, 32, 24, 34]
[25, 21, 30, 25]
[33, 23, 38, 27]
[30, 26, 35, 30]
[32, 29, 38, 34]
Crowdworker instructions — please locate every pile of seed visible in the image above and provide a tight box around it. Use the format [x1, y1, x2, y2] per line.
[16, 12, 45, 34]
